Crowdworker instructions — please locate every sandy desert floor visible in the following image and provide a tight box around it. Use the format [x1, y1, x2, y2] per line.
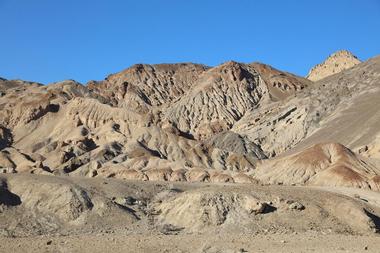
[2, 231, 380, 253]
[2, 174, 380, 252]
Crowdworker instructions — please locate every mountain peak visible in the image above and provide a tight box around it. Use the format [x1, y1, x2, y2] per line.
[330, 49, 358, 58]
[306, 50, 361, 81]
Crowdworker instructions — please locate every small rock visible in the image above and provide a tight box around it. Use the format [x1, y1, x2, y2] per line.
[275, 197, 285, 203]
[35, 161, 44, 169]
[364, 245, 368, 250]
[125, 196, 137, 205]
[46, 240, 52, 245]
[288, 201, 305, 211]
[113, 196, 136, 206]
[136, 200, 146, 206]
[159, 224, 184, 235]
[89, 169, 98, 177]
[358, 146, 368, 154]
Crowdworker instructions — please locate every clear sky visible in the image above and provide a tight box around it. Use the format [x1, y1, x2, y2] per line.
[1, 0, 380, 84]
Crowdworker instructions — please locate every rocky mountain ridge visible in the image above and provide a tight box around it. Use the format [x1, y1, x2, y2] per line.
[0, 51, 379, 190]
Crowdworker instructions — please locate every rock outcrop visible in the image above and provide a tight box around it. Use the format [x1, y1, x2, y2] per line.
[306, 50, 361, 81]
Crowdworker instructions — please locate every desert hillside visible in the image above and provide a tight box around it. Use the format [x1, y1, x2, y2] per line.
[1, 51, 379, 189]
[1, 51, 380, 252]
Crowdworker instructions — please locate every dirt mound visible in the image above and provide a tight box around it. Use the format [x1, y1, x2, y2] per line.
[10, 179, 94, 222]
[255, 143, 380, 189]
[0, 174, 139, 237]
[150, 190, 274, 231]
[1, 173, 380, 245]
[149, 185, 380, 235]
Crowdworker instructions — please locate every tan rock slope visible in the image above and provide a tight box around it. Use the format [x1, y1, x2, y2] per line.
[87, 63, 208, 113]
[255, 143, 380, 190]
[233, 55, 380, 159]
[163, 62, 310, 140]
[0, 52, 379, 191]
[306, 50, 361, 81]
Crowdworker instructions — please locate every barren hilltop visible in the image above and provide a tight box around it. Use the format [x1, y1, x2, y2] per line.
[1, 50, 380, 252]
[306, 50, 361, 81]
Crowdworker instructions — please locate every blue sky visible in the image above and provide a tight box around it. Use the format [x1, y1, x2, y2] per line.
[1, 0, 379, 84]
